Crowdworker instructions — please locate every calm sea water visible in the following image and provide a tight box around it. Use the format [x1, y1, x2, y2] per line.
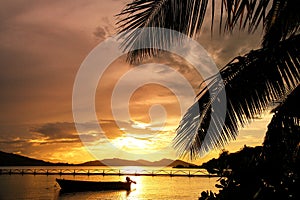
[0, 166, 219, 200]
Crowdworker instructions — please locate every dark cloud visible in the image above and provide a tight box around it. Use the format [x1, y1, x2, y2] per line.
[30, 122, 77, 139]
[0, 134, 33, 155]
[196, 27, 263, 68]
[93, 26, 107, 39]
[0, 139, 27, 145]
[30, 121, 110, 144]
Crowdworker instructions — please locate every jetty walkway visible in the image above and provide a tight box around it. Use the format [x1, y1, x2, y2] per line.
[0, 168, 217, 177]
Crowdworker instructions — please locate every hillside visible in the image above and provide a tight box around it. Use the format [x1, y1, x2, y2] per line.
[170, 160, 199, 168]
[78, 160, 106, 166]
[80, 158, 195, 167]
[0, 151, 195, 167]
[0, 151, 71, 166]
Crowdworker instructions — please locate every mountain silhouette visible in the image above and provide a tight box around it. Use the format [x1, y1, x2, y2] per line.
[0, 151, 195, 167]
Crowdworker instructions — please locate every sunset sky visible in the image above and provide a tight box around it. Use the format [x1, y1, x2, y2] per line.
[0, 0, 273, 165]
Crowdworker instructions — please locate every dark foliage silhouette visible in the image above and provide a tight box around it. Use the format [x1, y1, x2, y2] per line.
[116, 0, 300, 198]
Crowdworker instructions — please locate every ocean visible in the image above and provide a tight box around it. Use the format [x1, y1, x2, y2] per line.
[0, 166, 219, 200]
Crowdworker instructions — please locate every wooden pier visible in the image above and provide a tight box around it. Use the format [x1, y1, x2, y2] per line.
[0, 168, 217, 177]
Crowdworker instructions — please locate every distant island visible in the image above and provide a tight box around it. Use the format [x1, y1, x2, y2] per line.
[0, 151, 195, 167]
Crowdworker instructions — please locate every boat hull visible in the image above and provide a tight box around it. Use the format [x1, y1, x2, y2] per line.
[56, 178, 131, 192]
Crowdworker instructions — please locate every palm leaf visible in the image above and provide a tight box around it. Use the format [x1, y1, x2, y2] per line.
[272, 86, 300, 119]
[173, 34, 300, 159]
[116, 0, 209, 63]
[116, 0, 273, 64]
[263, 84, 300, 171]
[263, 0, 300, 47]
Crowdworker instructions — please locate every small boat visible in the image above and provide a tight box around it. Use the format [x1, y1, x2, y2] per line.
[56, 177, 136, 192]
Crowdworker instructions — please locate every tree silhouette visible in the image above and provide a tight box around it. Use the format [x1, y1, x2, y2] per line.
[116, 0, 300, 198]
[116, 0, 300, 159]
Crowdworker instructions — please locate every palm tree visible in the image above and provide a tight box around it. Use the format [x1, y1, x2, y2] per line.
[116, 0, 300, 159]
[262, 84, 300, 196]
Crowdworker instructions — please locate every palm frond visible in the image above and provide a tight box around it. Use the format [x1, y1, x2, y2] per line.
[173, 34, 300, 159]
[116, 0, 274, 63]
[263, 84, 300, 168]
[263, 0, 300, 47]
[221, 0, 271, 33]
[271, 84, 300, 119]
[117, 0, 210, 37]
[116, 0, 210, 64]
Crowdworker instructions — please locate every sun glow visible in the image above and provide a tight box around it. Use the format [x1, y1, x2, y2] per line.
[111, 136, 152, 153]
[131, 121, 150, 130]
